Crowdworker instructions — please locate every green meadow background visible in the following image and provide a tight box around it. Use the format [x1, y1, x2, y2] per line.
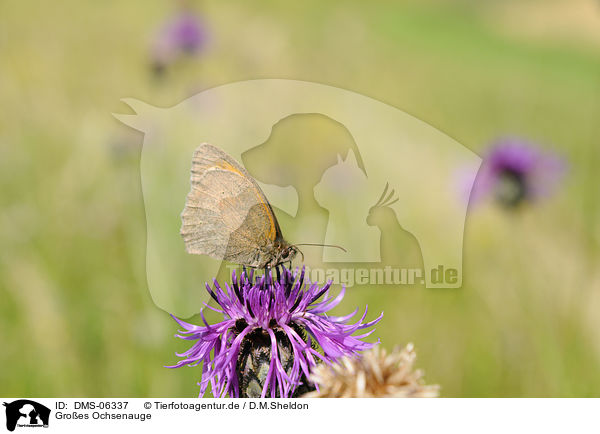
[1, 0, 599, 397]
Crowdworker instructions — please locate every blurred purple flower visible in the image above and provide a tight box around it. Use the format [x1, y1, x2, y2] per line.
[151, 9, 206, 73]
[168, 266, 382, 398]
[471, 138, 566, 207]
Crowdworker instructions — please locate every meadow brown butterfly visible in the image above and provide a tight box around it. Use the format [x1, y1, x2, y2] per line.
[180, 143, 299, 268]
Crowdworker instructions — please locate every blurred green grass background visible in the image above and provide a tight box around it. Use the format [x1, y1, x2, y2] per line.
[1, 0, 599, 397]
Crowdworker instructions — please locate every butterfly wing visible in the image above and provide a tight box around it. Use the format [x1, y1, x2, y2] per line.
[180, 143, 283, 267]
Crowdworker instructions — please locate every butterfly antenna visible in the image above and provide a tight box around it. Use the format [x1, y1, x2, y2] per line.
[293, 243, 347, 253]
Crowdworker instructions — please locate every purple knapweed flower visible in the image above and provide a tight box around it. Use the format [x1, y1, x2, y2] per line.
[168, 266, 383, 398]
[471, 138, 566, 208]
[151, 9, 206, 73]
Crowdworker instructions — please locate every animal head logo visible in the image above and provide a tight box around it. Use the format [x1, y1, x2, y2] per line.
[3, 400, 50, 432]
[114, 79, 481, 317]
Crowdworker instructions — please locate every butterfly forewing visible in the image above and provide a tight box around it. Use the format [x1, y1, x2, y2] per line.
[180, 143, 284, 267]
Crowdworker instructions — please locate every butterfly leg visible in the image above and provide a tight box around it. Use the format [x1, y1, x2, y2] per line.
[275, 266, 281, 282]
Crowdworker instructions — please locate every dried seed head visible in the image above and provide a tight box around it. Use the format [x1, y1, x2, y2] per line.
[304, 344, 439, 398]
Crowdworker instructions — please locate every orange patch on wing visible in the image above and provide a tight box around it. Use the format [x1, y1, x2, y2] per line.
[216, 160, 244, 177]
